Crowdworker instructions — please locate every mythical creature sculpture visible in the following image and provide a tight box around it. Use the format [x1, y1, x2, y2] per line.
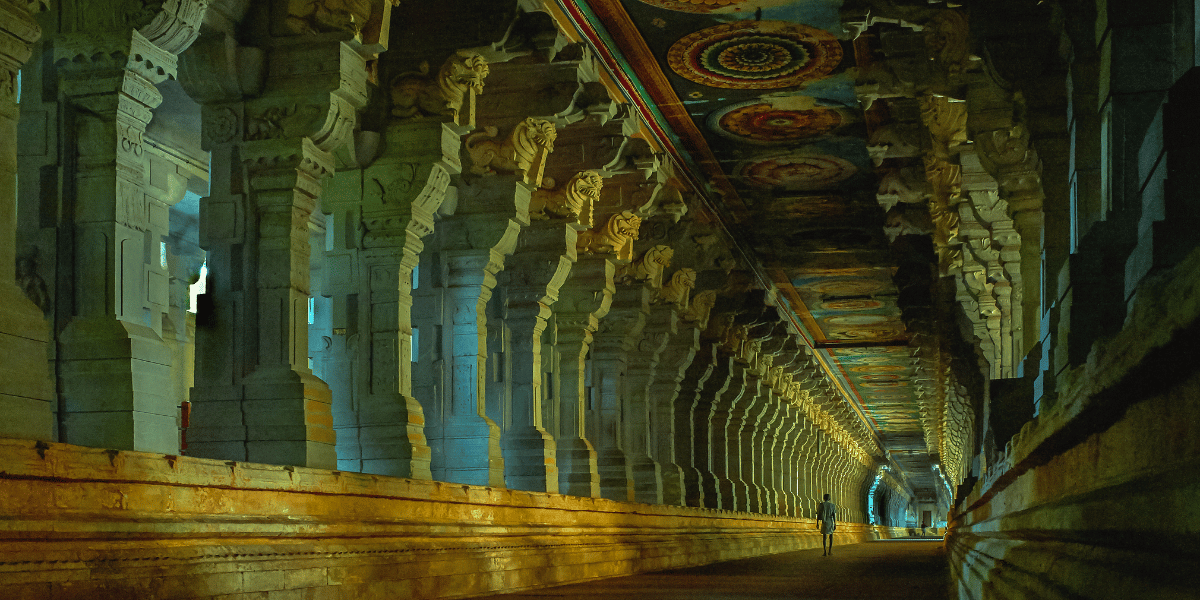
[529, 170, 603, 222]
[466, 117, 557, 185]
[390, 50, 490, 126]
[577, 210, 641, 261]
[656, 268, 696, 308]
[285, 0, 374, 35]
[681, 289, 717, 328]
[621, 245, 674, 289]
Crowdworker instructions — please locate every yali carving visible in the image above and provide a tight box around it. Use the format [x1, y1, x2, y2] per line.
[529, 170, 603, 223]
[577, 210, 641, 261]
[466, 117, 557, 185]
[390, 50, 490, 127]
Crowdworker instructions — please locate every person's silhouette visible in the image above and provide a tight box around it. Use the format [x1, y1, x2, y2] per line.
[817, 494, 836, 556]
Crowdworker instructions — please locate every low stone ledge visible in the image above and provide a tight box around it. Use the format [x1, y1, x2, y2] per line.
[0, 439, 879, 599]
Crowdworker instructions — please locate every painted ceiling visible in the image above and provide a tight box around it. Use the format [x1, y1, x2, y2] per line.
[561, 0, 947, 498]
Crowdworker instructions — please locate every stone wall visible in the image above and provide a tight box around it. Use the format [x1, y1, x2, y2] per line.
[0, 439, 891, 600]
[946, 245, 1200, 599]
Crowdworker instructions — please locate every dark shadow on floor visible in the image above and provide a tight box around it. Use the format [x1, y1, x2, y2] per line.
[471, 540, 948, 600]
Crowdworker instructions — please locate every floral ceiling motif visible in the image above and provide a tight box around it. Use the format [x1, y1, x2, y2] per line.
[739, 152, 858, 190]
[711, 100, 848, 144]
[666, 20, 843, 89]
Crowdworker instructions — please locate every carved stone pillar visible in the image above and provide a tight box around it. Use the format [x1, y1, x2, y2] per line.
[184, 2, 395, 467]
[50, 2, 207, 454]
[696, 350, 734, 509]
[321, 120, 458, 479]
[500, 219, 579, 493]
[427, 176, 531, 487]
[622, 296, 669, 505]
[675, 336, 717, 508]
[589, 285, 643, 502]
[552, 255, 612, 497]
[715, 356, 750, 511]
[738, 366, 767, 513]
[0, 0, 54, 441]
[647, 304, 699, 507]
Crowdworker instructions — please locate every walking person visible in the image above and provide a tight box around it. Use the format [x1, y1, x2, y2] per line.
[818, 494, 836, 556]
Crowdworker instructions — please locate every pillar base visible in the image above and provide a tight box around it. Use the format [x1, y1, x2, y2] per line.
[190, 367, 336, 469]
[58, 315, 176, 453]
[556, 437, 600, 498]
[630, 456, 663, 505]
[503, 427, 558, 493]
[0, 283, 54, 442]
[597, 449, 634, 501]
[357, 393, 432, 480]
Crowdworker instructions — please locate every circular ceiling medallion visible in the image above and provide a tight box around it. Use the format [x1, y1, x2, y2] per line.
[850, 365, 905, 373]
[799, 278, 887, 296]
[827, 327, 904, 340]
[861, 380, 909, 388]
[825, 314, 890, 326]
[632, 0, 753, 13]
[668, 21, 843, 89]
[740, 153, 858, 190]
[711, 101, 846, 144]
[821, 298, 884, 311]
[861, 374, 901, 381]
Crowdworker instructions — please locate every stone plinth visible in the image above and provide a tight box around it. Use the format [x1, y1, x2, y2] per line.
[0, 438, 890, 600]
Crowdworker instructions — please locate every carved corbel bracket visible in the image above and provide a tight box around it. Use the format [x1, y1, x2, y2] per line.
[466, 117, 558, 185]
[390, 50, 490, 127]
[577, 210, 641, 261]
[618, 244, 673, 289]
[655, 267, 696, 309]
[530, 170, 603, 224]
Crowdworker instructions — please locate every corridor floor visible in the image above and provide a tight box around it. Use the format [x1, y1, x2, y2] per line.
[474, 539, 947, 600]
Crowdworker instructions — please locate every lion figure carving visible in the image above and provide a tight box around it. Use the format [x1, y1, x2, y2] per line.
[624, 245, 674, 289]
[577, 210, 641, 261]
[530, 170, 603, 222]
[391, 50, 490, 126]
[657, 268, 697, 308]
[466, 117, 557, 184]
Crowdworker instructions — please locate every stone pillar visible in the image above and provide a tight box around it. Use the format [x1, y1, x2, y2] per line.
[647, 309, 698, 507]
[322, 120, 459, 479]
[696, 351, 734, 509]
[676, 338, 717, 508]
[0, 0, 54, 441]
[589, 285, 643, 502]
[428, 176, 531, 487]
[623, 297, 669, 505]
[757, 393, 784, 515]
[552, 255, 612, 497]
[738, 367, 767, 513]
[53, 2, 207, 453]
[716, 358, 750, 511]
[500, 219, 579, 493]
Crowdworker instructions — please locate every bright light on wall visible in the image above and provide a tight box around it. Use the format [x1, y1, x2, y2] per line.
[188, 261, 207, 313]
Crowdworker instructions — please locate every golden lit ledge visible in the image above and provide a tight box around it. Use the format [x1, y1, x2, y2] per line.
[0, 439, 905, 598]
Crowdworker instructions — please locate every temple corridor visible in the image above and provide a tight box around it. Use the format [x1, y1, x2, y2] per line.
[474, 539, 949, 600]
[1, 0, 1198, 599]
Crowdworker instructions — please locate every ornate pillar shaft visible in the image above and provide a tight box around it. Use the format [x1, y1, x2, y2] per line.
[552, 256, 612, 497]
[718, 363, 750, 511]
[648, 316, 698, 507]
[623, 293, 667, 505]
[676, 339, 717, 508]
[52, 13, 204, 454]
[428, 177, 529, 487]
[0, 0, 54, 441]
[500, 220, 578, 493]
[738, 372, 766, 513]
[590, 287, 644, 502]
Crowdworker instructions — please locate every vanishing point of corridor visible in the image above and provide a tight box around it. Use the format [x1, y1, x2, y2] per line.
[476, 540, 947, 600]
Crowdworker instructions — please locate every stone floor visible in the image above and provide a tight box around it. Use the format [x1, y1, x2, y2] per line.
[472, 539, 948, 600]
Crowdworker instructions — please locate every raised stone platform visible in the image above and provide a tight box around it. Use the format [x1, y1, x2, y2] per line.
[0, 439, 900, 599]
